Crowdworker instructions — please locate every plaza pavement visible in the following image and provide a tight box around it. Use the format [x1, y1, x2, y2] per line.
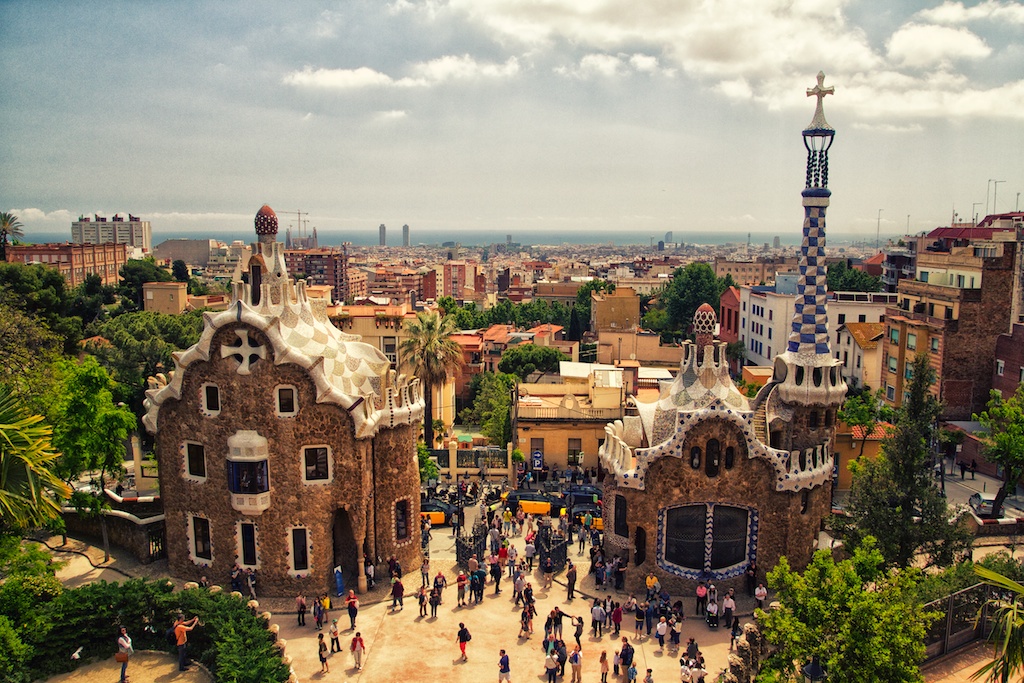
[41, 495, 1008, 683]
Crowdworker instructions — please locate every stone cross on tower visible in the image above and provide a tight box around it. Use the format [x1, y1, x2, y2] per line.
[805, 71, 834, 131]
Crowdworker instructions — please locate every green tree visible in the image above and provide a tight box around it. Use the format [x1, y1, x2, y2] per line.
[839, 388, 885, 458]
[0, 262, 84, 352]
[974, 385, 1024, 519]
[827, 260, 882, 293]
[660, 263, 733, 333]
[400, 310, 463, 447]
[118, 258, 172, 311]
[417, 441, 440, 483]
[0, 385, 72, 530]
[0, 212, 24, 262]
[498, 344, 567, 380]
[171, 259, 189, 282]
[49, 358, 136, 561]
[91, 310, 204, 411]
[973, 565, 1024, 683]
[460, 372, 517, 446]
[0, 296, 62, 409]
[838, 352, 971, 568]
[758, 538, 934, 683]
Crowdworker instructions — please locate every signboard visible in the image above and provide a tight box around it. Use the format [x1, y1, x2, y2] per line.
[532, 451, 544, 470]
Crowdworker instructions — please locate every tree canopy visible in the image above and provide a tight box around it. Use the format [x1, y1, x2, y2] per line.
[837, 352, 971, 568]
[827, 260, 882, 293]
[650, 263, 734, 335]
[118, 258, 172, 311]
[839, 388, 887, 458]
[758, 538, 934, 683]
[974, 385, 1024, 519]
[0, 212, 24, 262]
[497, 344, 567, 380]
[459, 372, 517, 447]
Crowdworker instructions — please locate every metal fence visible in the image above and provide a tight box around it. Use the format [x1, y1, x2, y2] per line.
[536, 525, 571, 572]
[455, 523, 488, 569]
[923, 582, 994, 661]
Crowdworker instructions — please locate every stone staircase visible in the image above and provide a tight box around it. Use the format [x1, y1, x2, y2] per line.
[753, 402, 768, 443]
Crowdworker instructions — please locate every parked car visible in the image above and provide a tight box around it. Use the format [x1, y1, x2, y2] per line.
[571, 502, 604, 531]
[563, 484, 602, 507]
[969, 492, 998, 518]
[505, 490, 562, 516]
[420, 498, 457, 526]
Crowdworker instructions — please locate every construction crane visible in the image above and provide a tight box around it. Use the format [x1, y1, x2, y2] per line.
[277, 209, 309, 237]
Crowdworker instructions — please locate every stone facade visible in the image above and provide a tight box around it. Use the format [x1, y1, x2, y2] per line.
[145, 206, 425, 597]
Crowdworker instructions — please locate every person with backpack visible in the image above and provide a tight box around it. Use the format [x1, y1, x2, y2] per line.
[457, 622, 472, 661]
[568, 644, 583, 683]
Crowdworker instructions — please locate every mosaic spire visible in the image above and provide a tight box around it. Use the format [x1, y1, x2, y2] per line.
[787, 72, 835, 357]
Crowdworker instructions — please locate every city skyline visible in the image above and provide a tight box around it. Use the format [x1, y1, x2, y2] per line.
[2, 0, 1022, 241]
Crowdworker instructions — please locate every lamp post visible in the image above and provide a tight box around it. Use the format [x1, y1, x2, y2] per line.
[993, 180, 1006, 214]
[972, 203, 981, 225]
[802, 656, 827, 682]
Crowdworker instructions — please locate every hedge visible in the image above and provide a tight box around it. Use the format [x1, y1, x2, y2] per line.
[0, 576, 290, 682]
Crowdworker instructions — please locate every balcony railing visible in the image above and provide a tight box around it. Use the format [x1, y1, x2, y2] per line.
[516, 405, 623, 421]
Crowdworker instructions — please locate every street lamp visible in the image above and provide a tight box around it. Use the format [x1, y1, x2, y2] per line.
[802, 656, 827, 682]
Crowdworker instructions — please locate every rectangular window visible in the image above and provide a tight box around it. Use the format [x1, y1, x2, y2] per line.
[997, 360, 1005, 376]
[858, 314, 866, 323]
[291, 528, 309, 571]
[931, 337, 939, 352]
[395, 500, 411, 540]
[277, 387, 296, 415]
[614, 495, 628, 538]
[837, 313, 846, 324]
[1019, 367, 1024, 383]
[186, 443, 206, 479]
[203, 384, 220, 413]
[886, 385, 896, 401]
[193, 516, 212, 560]
[240, 522, 257, 566]
[227, 460, 269, 494]
[907, 333, 917, 351]
[856, 355, 861, 369]
[920, 271, 929, 283]
[888, 355, 898, 372]
[567, 438, 583, 465]
[889, 328, 899, 343]
[303, 447, 330, 481]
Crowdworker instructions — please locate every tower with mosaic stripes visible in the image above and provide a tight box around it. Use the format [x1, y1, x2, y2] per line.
[771, 72, 847, 446]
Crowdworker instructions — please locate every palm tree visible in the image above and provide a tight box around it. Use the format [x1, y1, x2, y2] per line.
[0, 212, 25, 262]
[400, 310, 463, 447]
[0, 384, 72, 529]
[973, 565, 1024, 683]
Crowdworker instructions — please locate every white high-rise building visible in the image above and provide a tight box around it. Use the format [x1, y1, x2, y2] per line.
[72, 213, 152, 256]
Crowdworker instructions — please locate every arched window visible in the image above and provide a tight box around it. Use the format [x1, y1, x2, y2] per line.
[809, 411, 819, 429]
[800, 490, 810, 514]
[724, 446, 736, 470]
[690, 447, 701, 470]
[705, 439, 720, 477]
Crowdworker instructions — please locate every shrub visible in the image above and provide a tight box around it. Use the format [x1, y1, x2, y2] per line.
[0, 615, 32, 683]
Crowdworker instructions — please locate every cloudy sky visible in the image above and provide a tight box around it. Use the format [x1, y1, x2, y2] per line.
[1, 0, 1022, 243]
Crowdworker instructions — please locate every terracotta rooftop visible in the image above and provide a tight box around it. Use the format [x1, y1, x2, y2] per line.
[841, 322, 885, 349]
[850, 422, 894, 440]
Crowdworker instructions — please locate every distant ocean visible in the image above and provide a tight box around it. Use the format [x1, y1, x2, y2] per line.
[26, 227, 870, 248]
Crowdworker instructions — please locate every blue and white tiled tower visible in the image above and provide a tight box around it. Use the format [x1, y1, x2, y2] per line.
[772, 72, 847, 418]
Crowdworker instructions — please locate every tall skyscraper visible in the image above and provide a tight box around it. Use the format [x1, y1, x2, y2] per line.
[379, 223, 386, 246]
[664, 231, 673, 244]
[402, 224, 410, 247]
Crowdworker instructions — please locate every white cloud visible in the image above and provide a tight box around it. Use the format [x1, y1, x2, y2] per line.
[716, 78, 754, 101]
[556, 52, 672, 79]
[916, 0, 1024, 26]
[284, 55, 519, 90]
[374, 110, 408, 122]
[284, 66, 397, 89]
[851, 122, 924, 133]
[9, 207, 75, 224]
[887, 23, 991, 68]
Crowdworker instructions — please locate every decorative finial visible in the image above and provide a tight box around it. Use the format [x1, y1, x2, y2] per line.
[805, 71, 835, 132]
